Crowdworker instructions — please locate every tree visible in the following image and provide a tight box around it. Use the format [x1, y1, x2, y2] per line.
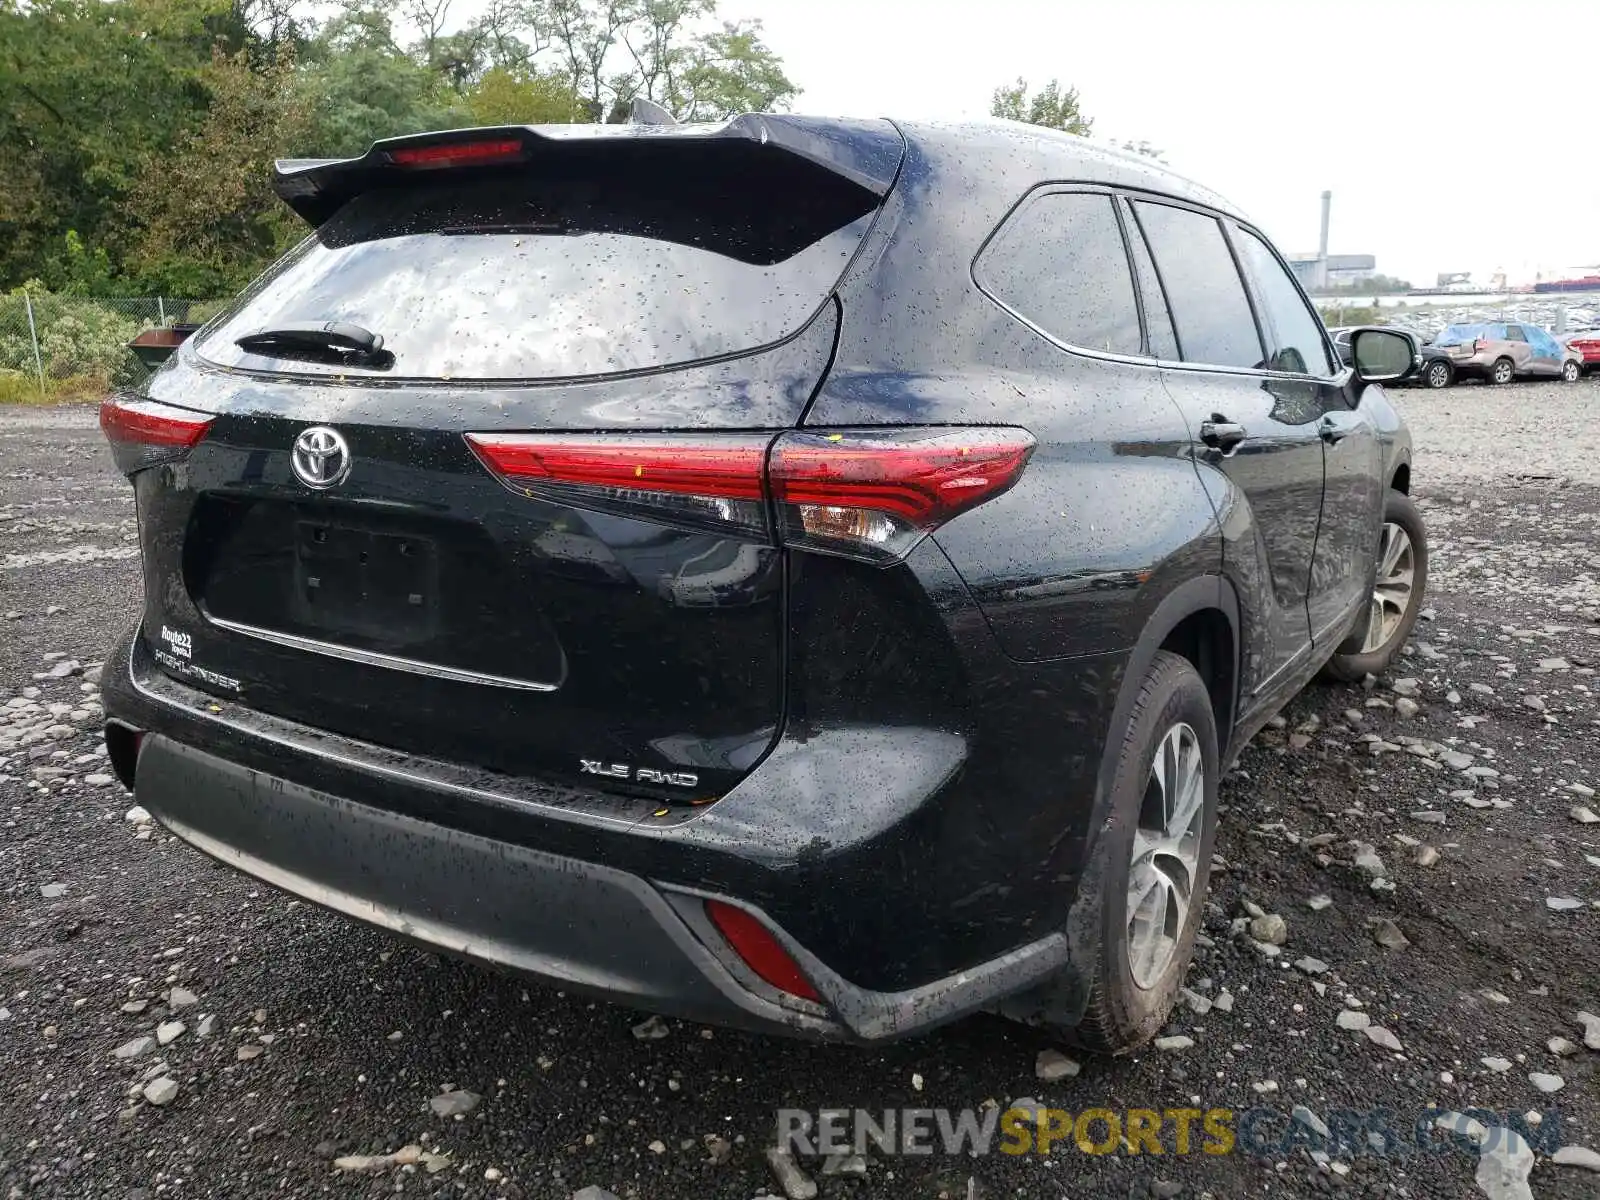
[125, 47, 312, 294]
[465, 66, 583, 124]
[990, 77, 1091, 136]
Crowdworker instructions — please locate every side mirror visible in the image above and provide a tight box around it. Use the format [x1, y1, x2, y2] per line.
[1350, 328, 1412, 383]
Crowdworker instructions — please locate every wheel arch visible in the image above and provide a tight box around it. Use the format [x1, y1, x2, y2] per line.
[1093, 575, 1241, 814]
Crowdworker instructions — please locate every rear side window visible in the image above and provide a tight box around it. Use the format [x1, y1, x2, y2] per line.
[1120, 199, 1179, 360]
[198, 171, 878, 381]
[976, 192, 1142, 356]
[1504, 325, 1528, 342]
[1231, 227, 1333, 376]
[1132, 202, 1263, 370]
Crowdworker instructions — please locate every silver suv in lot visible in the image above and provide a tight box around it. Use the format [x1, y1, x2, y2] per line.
[1432, 322, 1584, 384]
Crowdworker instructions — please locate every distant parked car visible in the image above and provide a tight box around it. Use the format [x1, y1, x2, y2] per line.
[1432, 322, 1584, 384]
[1561, 329, 1600, 374]
[1329, 326, 1453, 387]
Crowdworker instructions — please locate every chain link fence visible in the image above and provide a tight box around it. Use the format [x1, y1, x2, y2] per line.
[0, 293, 224, 402]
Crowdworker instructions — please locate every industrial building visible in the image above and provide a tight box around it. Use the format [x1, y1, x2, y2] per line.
[1287, 190, 1377, 292]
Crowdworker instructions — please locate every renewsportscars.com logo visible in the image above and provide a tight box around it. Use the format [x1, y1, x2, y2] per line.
[776, 1105, 1564, 1159]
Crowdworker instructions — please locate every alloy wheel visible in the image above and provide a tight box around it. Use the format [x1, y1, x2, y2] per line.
[1426, 362, 1450, 388]
[1493, 360, 1513, 384]
[1361, 522, 1416, 653]
[1563, 362, 1580, 382]
[1127, 722, 1205, 990]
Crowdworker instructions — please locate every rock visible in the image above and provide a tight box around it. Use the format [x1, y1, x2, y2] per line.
[569, 1190, 623, 1200]
[702, 1134, 733, 1166]
[1529, 1072, 1565, 1093]
[1336, 1009, 1371, 1031]
[1212, 990, 1234, 1014]
[1546, 897, 1584, 911]
[235, 1044, 264, 1060]
[1410, 810, 1447, 825]
[40, 883, 67, 899]
[821, 1153, 868, 1177]
[1293, 956, 1329, 975]
[1395, 697, 1420, 718]
[196, 1015, 215, 1038]
[1481, 1057, 1512, 1073]
[142, 1077, 179, 1106]
[1521, 695, 1546, 712]
[645, 1141, 665, 1155]
[1248, 913, 1287, 945]
[1372, 919, 1411, 949]
[1034, 1048, 1081, 1081]
[1551, 1146, 1600, 1173]
[124, 806, 151, 824]
[333, 1155, 391, 1173]
[1439, 750, 1475, 770]
[167, 987, 198, 1009]
[631, 1014, 669, 1041]
[1352, 845, 1388, 879]
[1306, 894, 1333, 911]
[1392, 678, 1420, 697]
[1579, 1011, 1600, 1050]
[1475, 1129, 1534, 1200]
[121, 1000, 147, 1014]
[1364, 1025, 1403, 1052]
[113, 1036, 157, 1060]
[1252, 1080, 1279, 1095]
[1153, 1035, 1194, 1052]
[1415, 845, 1441, 867]
[1180, 987, 1212, 1015]
[1548, 1036, 1579, 1057]
[1292, 1105, 1331, 1139]
[1567, 782, 1597, 799]
[1569, 806, 1599, 824]
[429, 1089, 482, 1118]
[155, 1020, 185, 1046]
[764, 1147, 819, 1200]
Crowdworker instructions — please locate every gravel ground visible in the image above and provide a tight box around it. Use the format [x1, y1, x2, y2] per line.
[3, 379, 1599, 1200]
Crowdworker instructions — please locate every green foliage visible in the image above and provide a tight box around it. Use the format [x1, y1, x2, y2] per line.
[990, 77, 1092, 136]
[1318, 304, 1382, 327]
[466, 67, 584, 125]
[0, 289, 147, 387]
[0, 0, 805, 295]
[1318, 274, 1414, 296]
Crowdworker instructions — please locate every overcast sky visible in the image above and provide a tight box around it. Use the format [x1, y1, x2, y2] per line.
[725, 0, 1598, 286]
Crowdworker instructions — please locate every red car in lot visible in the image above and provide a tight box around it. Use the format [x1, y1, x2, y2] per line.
[1564, 330, 1600, 373]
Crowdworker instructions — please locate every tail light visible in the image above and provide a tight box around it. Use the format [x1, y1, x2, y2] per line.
[704, 899, 820, 1002]
[466, 427, 1036, 565]
[388, 138, 523, 168]
[99, 396, 213, 475]
[1473, 338, 1488, 352]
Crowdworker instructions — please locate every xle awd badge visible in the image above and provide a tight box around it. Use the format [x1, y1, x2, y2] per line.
[292, 426, 352, 489]
[580, 760, 699, 788]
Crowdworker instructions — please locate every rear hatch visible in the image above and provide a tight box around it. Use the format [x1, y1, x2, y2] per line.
[117, 118, 904, 802]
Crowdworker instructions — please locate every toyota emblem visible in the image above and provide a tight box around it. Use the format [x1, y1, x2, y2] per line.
[291, 426, 351, 489]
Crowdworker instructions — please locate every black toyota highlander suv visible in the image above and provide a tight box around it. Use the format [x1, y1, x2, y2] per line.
[99, 114, 1426, 1052]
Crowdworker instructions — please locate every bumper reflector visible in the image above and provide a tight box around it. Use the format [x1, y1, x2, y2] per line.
[704, 899, 820, 1002]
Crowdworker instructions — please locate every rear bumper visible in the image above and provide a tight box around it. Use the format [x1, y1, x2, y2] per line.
[105, 626, 1083, 1042]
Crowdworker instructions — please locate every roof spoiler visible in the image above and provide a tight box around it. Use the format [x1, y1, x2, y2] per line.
[272, 115, 905, 228]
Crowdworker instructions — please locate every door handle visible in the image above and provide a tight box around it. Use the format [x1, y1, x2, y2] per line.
[1199, 419, 1247, 453]
[1319, 416, 1351, 444]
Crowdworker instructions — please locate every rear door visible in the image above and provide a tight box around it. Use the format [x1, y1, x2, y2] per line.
[1228, 222, 1383, 646]
[134, 123, 901, 801]
[1501, 323, 1534, 373]
[1128, 198, 1326, 704]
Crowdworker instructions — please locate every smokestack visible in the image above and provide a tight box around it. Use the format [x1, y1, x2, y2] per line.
[1318, 190, 1332, 260]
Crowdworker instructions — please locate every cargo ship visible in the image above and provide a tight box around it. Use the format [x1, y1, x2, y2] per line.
[1533, 274, 1600, 294]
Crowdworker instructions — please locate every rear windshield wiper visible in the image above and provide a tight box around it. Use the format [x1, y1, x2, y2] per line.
[235, 321, 389, 366]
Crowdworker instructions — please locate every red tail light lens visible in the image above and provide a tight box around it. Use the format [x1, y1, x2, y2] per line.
[99, 396, 213, 474]
[1473, 338, 1488, 352]
[464, 426, 1035, 564]
[770, 428, 1035, 563]
[388, 139, 523, 168]
[705, 899, 820, 1002]
[465, 432, 771, 537]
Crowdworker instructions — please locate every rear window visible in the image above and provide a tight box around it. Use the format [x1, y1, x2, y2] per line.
[198, 171, 878, 381]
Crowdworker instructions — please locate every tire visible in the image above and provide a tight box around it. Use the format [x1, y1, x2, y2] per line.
[1321, 489, 1429, 683]
[1423, 360, 1453, 389]
[1488, 357, 1514, 385]
[1562, 360, 1581, 383]
[1014, 651, 1220, 1054]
